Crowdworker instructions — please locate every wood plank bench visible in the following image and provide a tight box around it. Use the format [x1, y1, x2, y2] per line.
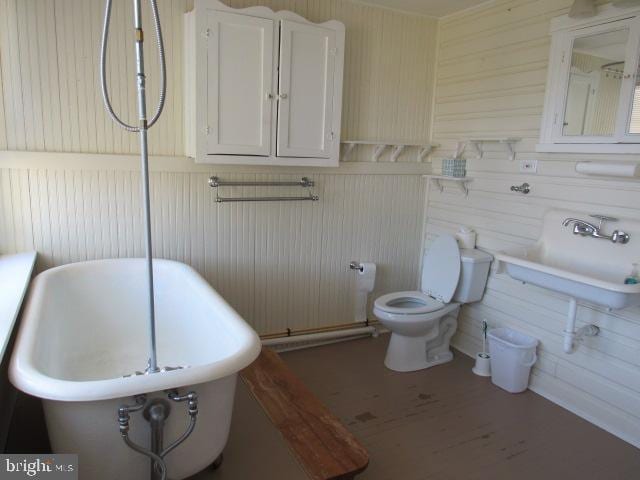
[240, 348, 369, 480]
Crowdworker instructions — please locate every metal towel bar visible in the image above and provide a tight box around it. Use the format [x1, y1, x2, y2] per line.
[209, 176, 319, 203]
[209, 176, 314, 188]
[216, 193, 319, 203]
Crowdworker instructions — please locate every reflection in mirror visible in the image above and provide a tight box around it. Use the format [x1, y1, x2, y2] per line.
[628, 60, 640, 134]
[563, 28, 628, 137]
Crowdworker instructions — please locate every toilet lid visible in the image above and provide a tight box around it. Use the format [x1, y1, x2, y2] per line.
[421, 235, 461, 303]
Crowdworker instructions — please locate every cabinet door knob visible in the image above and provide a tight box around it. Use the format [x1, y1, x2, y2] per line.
[279, 93, 288, 99]
[266, 93, 274, 100]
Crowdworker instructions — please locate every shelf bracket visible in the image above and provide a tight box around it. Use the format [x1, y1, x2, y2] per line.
[390, 145, 405, 162]
[418, 146, 433, 162]
[372, 144, 388, 162]
[342, 143, 357, 161]
[505, 141, 516, 161]
[428, 177, 471, 197]
[470, 141, 484, 159]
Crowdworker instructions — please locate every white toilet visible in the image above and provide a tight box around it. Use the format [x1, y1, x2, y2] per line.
[373, 234, 492, 372]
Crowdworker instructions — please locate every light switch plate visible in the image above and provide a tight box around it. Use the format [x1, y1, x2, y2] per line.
[520, 159, 538, 173]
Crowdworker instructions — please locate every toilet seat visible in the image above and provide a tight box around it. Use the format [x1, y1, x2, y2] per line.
[374, 291, 445, 315]
[374, 235, 462, 318]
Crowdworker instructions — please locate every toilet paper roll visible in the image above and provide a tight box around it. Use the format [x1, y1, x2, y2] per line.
[354, 292, 368, 322]
[354, 262, 376, 322]
[356, 262, 376, 292]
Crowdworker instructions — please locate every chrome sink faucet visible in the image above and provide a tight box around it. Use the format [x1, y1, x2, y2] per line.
[562, 215, 630, 244]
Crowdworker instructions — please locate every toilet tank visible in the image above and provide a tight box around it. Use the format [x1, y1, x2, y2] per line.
[453, 249, 493, 303]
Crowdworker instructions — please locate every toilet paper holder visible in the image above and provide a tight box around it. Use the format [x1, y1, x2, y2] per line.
[349, 261, 364, 272]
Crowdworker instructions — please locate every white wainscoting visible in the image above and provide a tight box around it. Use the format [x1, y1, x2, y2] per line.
[430, 0, 640, 447]
[0, 159, 426, 336]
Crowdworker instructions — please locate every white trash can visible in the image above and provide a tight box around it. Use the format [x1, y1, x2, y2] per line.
[488, 327, 538, 393]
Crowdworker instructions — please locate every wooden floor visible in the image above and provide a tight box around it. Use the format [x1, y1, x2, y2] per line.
[208, 334, 640, 480]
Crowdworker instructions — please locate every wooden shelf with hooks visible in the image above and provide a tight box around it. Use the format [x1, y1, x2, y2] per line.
[341, 141, 439, 162]
[467, 137, 521, 161]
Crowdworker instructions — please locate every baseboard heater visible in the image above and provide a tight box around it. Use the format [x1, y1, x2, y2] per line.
[261, 321, 380, 351]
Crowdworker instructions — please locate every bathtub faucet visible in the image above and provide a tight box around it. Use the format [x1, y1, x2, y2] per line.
[117, 396, 169, 480]
[117, 395, 147, 436]
[167, 390, 199, 417]
[116, 390, 199, 480]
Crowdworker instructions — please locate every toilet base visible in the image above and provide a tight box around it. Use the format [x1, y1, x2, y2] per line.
[383, 315, 458, 372]
[384, 336, 453, 372]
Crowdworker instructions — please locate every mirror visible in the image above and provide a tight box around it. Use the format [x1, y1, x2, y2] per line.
[563, 28, 629, 137]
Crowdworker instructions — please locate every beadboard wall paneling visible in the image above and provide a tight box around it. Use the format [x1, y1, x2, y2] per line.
[0, 168, 424, 335]
[0, 0, 438, 163]
[0, 0, 435, 339]
[430, 0, 640, 447]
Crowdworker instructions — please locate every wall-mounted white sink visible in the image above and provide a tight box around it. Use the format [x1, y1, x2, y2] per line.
[494, 209, 640, 353]
[495, 209, 640, 309]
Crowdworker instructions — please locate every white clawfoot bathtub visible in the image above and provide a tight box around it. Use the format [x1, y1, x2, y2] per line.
[9, 259, 261, 480]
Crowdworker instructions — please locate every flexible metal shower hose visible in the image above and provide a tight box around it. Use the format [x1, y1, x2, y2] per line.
[100, 0, 166, 131]
[101, 1, 169, 478]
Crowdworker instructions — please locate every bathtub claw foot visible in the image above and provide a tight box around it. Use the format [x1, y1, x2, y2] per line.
[210, 453, 224, 471]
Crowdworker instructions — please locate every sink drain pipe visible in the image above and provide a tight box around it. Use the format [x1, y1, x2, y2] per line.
[563, 297, 600, 353]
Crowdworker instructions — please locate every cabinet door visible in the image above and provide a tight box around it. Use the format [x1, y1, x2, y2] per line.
[207, 11, 274, 156]
[277, 20, 336, 158]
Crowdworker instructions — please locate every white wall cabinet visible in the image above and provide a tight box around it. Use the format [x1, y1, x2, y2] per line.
[185, 0, 345, 167]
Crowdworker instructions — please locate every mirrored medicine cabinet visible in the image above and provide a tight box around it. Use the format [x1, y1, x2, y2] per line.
[538, 3, 640, 154]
